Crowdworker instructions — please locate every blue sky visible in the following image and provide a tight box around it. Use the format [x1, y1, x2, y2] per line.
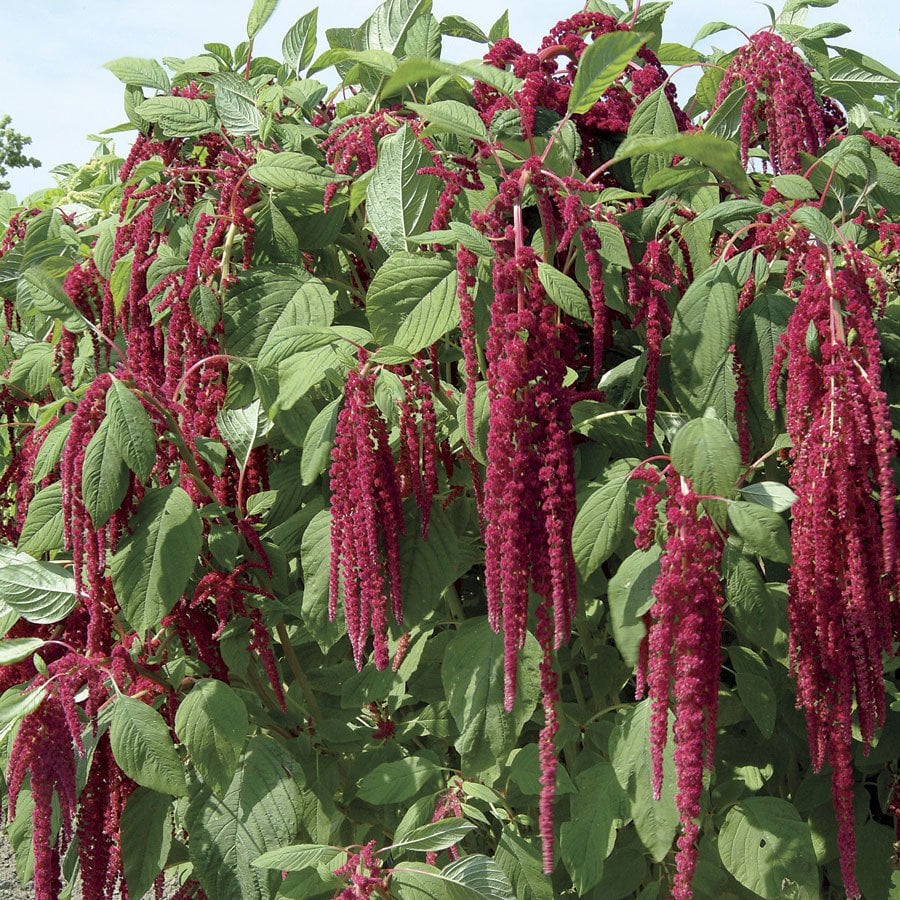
[3, 0, 898, 198]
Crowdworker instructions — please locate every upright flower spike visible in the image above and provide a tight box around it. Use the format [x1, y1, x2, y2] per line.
[769, 244, 896, 899]
[637, 468, 724, 900]
[329, 353, 405, 670]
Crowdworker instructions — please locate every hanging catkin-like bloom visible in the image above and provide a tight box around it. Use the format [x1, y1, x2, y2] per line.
[711, 30, 827, 173]
[636, 467, 723, 900]
[769, 244, 896, 899]
[329, 352, 405, 670]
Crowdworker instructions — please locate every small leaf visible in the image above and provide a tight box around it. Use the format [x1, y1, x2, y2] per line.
[252, 843, 340, 871]
[569, 31, 647, 114]
[301, 398, 341, 485]
[537, 263, 591, 322]
[728, 501, 791, 563]
[728, 646, 776, 738]
[248, 151, 340, 191]
[283, 8, 318, 73]
[136, 97, 217, 137]
[247, 0, 280, 39]
[104, 57, 170, 92]
[175, 680, 249, 797]
[607, 546, 660, 667]
[488, 10, 509, 43]
[111, 695, 187, 797]
[770, 174, 818, 200]
[739, 481, 797, 512]
[406, 100, 489, 142]
[386, 818, 477, 853]
[439, 15, 488, 43]
[670, 418, 740, 499]
[789, 205, 841, 244]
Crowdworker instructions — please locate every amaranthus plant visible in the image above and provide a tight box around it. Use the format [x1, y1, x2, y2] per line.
[0, 0, 897, 898]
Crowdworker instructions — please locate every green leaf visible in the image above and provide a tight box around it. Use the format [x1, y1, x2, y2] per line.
[488, 10, 509, 43]
[739, 481, 797, 512]
[0, 683, 49, 745]
[247, 0, 280, 39]
[111, 695, 188, 797]
[209, 72, 262, 135]
[360, 0, 432, 53]
[283, 9, 318, 73]
[393, 855, 515, 900]
[31, 419, 72, 484]
[725, 554, 788, 664]
[670, 265, 739, 419]
[569, 31, 648, 114]
[770, 174, 818, 200]
[252, 843, 340, 871]
[439, 15, 488, 43]
[106, 378, 156, 482]
[670, 417, 741, 499]
[104, 57, 171, 92]
[614, 131, 752, 194]
[81, 418, 130, 529]
[387, 818, 477, 853]
[18, 267, 84, 330]
[627, 88, 678, 190]
[727, 501, 791, 563]
[494, 829, 553, 900]
[0, 547, 77, 624]
[308, 47, 399, 78]
[609, 700, 679, 861]
[560, 763, 629, 894]
[572, 459, 640, 579]
[357, 757, 442, 804]
[300, 510, 343, 651]
[692, 21, 736, 44]
[217, 399, 268, 470]
[407, 100, 488, 142]
[728, 645, 776, 738]
[789, 205, 841, 245]
[121, 788, 173, 899]
[18, 482, 63, 556]
[366, 251, 458, 351]
[366, 125, 439, 253]
[185, 736, 304, 900]
[248, 151, 340, 191]
[136, 97, 217, 137]
[110, 487, 202, 635]
[442, 618, 540, 783]
[537, 263, 591, 322]
[607, 546, 660, 667]
[0, 637, 46, 665]
[718, 798, 818, 898]
[175, 679, 249, 797]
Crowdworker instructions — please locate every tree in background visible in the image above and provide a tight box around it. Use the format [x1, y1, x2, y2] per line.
[0, 115, 40, 191]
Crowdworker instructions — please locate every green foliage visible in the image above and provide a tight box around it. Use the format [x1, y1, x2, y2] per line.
[0, 115, 40, 191]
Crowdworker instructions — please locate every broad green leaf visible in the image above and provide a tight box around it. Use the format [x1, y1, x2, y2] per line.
[627, 88, 678, 190]
[439, 15, 488, 43]
[0, 637, 45, 666]
[121, 788, 173, 899]
[252, 843, 340, 871]
[18, 267, 84, 330]
[0, 546, 77, 624]
[185, 736, 304, 900]
[692, 21, 736, 45]
[488, 10, 509, 42]
[360, 0, 432, 53]
[609, 700, 679, 861]
[718, 798, 818, 898]
[0, 683, 49, 745]
[209, 72, 262, 135]
[406, 100, 488, 142]
[249, 151, 340, 191]
[572, 459, 640, 578]
[366, 251, 458, 351]
[560, 763, 629, 894]
[607, 546, 660, 667]
[670, 265, 739, 418]
[283, 9, 318, 73]
[727, 501, 791, 563]
[537, 263, 591, 322]
[670, 417, 740, 499]
[705, 85, 746, 140]
[442, 618, 540, 783]
[725, 554, 789, 664]
[247, 0, 280, 39]
[569, 31, 648, 114]
[104, 57, 170, 92]
[136, 97, 217, 137]
[300, 510, 344, 652]
[31, 419, 72, 484]
[494, 829, 553, 900]
[393, 855, 515, 900]
[789, 205, 841, 245]
[18, 482, 63, 556]
[403, 12, 442, 59]
[81, 417, 130, 529]
[217, 399, 268, 470]
[175, 679, 250, 797]
[366, 126, 439, 253]
[110, 486, 202, 635]
[656, 42, 704, 64]
[728, 645, 776, 738]
[386, 818, 477, 853]
[739, 481, 797, 512]
[111, 695, 188, 797]
[357, 756, 442, 804]
[106, 377, 155, 482]
[614, 132, 752, 193]
[308, 47, 399, 78]
[770, 174, 818, 200]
